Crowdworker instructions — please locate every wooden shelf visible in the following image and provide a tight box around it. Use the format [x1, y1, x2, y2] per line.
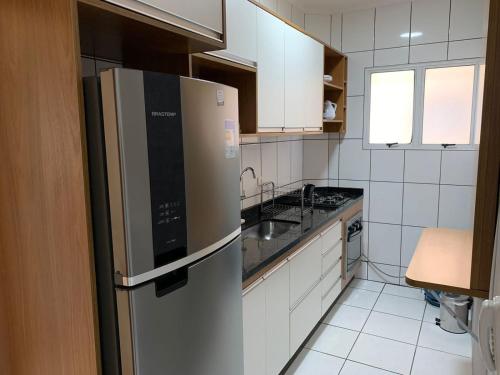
[324, 82, 343, 91]
[406, 228, 488, 298]
[323, 119, 343, 123]
[241, 131, 324, 137]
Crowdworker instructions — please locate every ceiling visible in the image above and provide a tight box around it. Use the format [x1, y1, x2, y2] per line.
[290, 0, 414, 13]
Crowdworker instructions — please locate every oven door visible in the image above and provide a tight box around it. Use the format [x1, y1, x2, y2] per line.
[346, 217, 363, 277]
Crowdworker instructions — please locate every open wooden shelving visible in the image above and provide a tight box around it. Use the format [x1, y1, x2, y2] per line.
[323, 45, 347, 133]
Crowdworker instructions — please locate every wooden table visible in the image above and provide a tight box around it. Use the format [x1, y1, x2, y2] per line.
[406, 228, 488, 298]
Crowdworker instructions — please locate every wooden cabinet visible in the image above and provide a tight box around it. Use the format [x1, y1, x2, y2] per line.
[257, 8, 285, 130]
[264, 261, 290, 375]
[104, 0, 224, 41]
[214, 0, 257, 62]
[243, 278, 266, 375]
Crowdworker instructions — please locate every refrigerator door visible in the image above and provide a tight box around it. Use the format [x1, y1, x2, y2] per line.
[116, 237, 243, 375]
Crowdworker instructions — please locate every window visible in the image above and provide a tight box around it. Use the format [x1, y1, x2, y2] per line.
[369, 71, 414, 144]
[365, 60, 485, 150]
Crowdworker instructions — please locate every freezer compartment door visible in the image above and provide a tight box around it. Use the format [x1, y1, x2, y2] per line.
[117, 238, 243, 375]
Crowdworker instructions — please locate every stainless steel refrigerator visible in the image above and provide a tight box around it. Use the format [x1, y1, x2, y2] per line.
[83, 68, 243, 375]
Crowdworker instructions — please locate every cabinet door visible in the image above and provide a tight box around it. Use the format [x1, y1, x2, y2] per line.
[284, 25, 306, 128]
[289, 235, 322, 308]
[304, 37, 324, 129]
[243, 279, 266, 375]
[257, 9, 285, 129]
[224, 0, 257, 62]
[264, 262, 290, 375]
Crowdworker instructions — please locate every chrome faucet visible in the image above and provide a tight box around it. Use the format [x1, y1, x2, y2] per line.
[240, 167, 256, 199]
[260, 181, 276, 213]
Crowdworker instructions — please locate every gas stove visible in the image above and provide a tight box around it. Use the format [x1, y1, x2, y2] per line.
[276, 186, 363, 211]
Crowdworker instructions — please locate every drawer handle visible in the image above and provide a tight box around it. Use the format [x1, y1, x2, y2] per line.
[290, 277, 321, 312]
[243, 277, 264, 296]
[287, 234, 321, 261]
[322, 258, 342, 278]
[322, 239, 342, 257]
[320, 221, 341, 236]
[322, 276, 342, 300]
[263, 259, 288, 279]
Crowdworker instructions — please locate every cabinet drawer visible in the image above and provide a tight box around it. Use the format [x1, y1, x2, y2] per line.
[321, 221, 342, 254]
[321, 277, 342, 316]
[322, 240, 342, 275]
[289, 235, 322, 308]
[321, 261, 342, 298]
[290, 282, 322, 355]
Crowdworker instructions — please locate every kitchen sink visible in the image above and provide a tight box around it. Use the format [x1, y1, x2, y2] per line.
[243, 220, 300, 241]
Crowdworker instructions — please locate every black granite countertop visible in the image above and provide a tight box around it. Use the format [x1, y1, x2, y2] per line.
[241, 190, 363, 282]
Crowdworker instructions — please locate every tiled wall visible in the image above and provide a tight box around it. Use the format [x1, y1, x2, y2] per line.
[303, 0, 488, 285]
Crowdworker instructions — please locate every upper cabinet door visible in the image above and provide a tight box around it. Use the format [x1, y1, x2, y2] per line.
[224, 0, 257, 62]
[106, 0, 224, 40]
[304, 37, 324, 129]
[257, 9, 285, 129]
[284, 25, 306, 128]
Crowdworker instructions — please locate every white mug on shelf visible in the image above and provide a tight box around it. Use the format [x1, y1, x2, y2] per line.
[323, 100, 337, 120]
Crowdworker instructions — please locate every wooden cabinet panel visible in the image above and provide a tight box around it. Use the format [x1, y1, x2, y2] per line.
[264, 262, 290, 375]
[289, 235, 322, 308]
[290, 283, 322, 355]
[243, 279, 266, 375]
[257, 8, 285, 129]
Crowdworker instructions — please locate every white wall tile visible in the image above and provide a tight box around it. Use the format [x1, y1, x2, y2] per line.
[261, 142, 277, 184]
[367, 263, 401, 284]
[276, 0, 292, 21]
[369, 182, 403, 224]
[450, 0, 489, 41]
[259, 0, 277, 12]
[291, 139, 303, 182]
[342, 9, 375, 53]
[375, 2, 411, 49]
[369, 223, 402, 266]
[441, 151, 479, 186]
[403, 183, 439, 227]
[303, 140, 329, 180]
[401, 226, 423, 267]
[438, 185, 476, 229]
[305, 14, 331, 45]
[339, 180, 370, 219]
[404, 151, 441, 184]
[371, 150, 404, 182]
[344, 96, 364, 138]
[346, 51, 374, 96]
[277, 141, 291, 186]
[331, 13, 342, 50]
[339, 139, 371, 180]
[399, 267, 409, 286]
[328, 139, 340, 179]
[374, 47, 409, 66]
[410, 43, 448, 63]
[241, 143, 261, 197]
[410, 0, 450, 45]
[448, 38, 487, 60]
[291, 5, 305, 28]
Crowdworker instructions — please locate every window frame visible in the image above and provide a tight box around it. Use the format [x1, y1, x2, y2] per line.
[363, 59, 485, 151]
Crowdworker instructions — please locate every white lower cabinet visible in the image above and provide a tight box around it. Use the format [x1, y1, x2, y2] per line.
[264, 262, 290, 375]
[289, 282, 322, 354]
[243, 279, 266, 375]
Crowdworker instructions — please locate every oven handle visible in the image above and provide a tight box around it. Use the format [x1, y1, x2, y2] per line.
[348, 227, 363, 242]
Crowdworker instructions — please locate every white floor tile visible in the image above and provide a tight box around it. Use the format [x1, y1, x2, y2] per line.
[423, 303, 440, 324]
[285, 348, 345, 375]
[348, 333, 415, 375]
[418, 322, 472, 357]
[340, 361, 393, 375]
[350, 279, 385, 293]
[362, 311, 422, 344]
[305, 324, 359, 358]
[323, 304, 371, 331]
[339, 287, 380, 310]
[373, 293, 426, 320]
[411, 347, 472, 375]
[382, 284, 425, 300]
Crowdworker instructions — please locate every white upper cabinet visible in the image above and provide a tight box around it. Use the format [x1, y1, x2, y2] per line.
[257, 8, 285, 129]
[106, 0, 224, 40]
[222, 0, 257, 62]
[450, 0, 489, 40]
[285, 26, 324, 129]
[375, 2, 411, 49]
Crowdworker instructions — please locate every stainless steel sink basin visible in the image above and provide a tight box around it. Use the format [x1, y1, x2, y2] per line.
[243, 220, 299, 241]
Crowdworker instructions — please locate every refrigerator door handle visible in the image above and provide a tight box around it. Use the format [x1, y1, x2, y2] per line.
[479, 298, 498, 372]
[115, 227, 241, 287]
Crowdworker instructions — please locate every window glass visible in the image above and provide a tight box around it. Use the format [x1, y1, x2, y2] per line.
[369, 70, 414, 144]
[474, 64, 486, 144]
[422, 66, 475, 144]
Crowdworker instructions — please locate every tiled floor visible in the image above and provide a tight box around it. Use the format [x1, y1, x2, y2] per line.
[285, 280, 472, 375]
